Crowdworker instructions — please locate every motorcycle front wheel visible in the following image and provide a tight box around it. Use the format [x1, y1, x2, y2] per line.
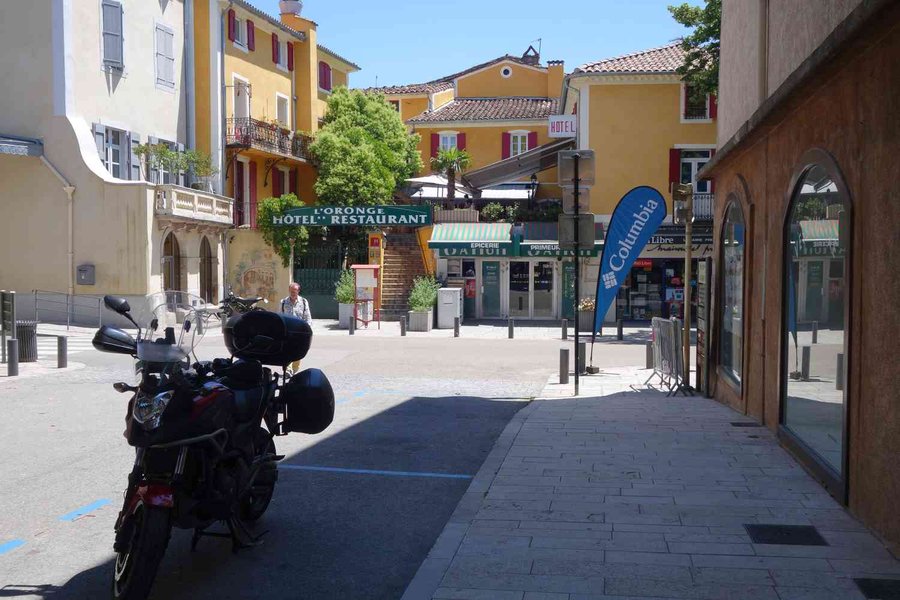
[240, 429, 277, 522]
[112, 504, 171, 600]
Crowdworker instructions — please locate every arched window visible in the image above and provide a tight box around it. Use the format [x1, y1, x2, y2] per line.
[162, 232, 182, 292]
[719, 198, 745, 384]
[199, 237, 216, 303]
[781, 152, 851, 492]
[318, 61, 332, 92]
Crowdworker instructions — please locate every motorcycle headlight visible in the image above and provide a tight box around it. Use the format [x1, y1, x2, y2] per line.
[133, 390, 174, 430]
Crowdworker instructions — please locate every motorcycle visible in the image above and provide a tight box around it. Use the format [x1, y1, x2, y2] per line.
[219, 289, 269, 320]
[92, 292, 334, 600]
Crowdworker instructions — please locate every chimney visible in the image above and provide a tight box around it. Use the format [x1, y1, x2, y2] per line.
[521, 44, 540, 66]
[547, 60, 565, 99]
[279, 0, 303, 15]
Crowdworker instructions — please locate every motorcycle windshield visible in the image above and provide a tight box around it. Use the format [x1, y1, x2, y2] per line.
[131, 291, 210, 367]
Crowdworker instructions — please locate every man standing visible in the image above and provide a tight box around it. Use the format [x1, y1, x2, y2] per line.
[281, 282, 311, 376]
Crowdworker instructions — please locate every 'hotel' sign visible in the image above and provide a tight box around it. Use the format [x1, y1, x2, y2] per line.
[548, 115, 577, 138]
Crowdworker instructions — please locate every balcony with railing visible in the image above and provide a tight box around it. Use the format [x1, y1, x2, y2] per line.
[155, 185, 233, 226]
[225, 117, 313, 162]
[693, 193, 714, 221]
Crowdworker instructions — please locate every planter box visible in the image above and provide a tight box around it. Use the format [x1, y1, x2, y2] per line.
[578, 310, 595, 332]
[337, 303, 354, 329]
[408, 309, 433, 332]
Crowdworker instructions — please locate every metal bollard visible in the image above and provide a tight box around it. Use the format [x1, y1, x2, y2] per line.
[400, 315, 406, 337]
[349, 317, 355, 336]
[7, 339, 18, 376]
[617, 319, 624, 341]
[508, 319, 514, 339]
[454, 316, 460, 338]
[812, 321, 818, 344]
[646, 341, 654, 369]
[559, 348, 569, 384]
[800, 346, 810, 381]
[561, 319, 568, 341]
[57, 336, 67, 369]
[577, 342, 586, 375]
[835, 353, 844, 390]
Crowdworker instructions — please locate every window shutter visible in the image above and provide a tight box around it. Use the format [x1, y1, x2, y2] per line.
[102, 1, 124, 69]
[93, 123, 107, 165]
[176, 143, 186, 186]
[287, 42, 294, 71]
[128, 132, 141, 180]
[501, 132, 511, 160]
[430, 133, 439, 159]
[709, 148, 716, 193]
[273, 169, 283, 198]
[457, 133, 466, 151]
[272, 33, 279, 64]
[246, 20, 255, 51]
[572, 102, 577, 115]
[709, 93, 718, 119]
[227, 9, 236, 42]
[148, 136, 159, 183]
[527, 131, 538, 152]
[289, 168, 297, 196]
[668, 148, 681, 192]
[249, 161, 258, 228]
[234, 159, 244, 226]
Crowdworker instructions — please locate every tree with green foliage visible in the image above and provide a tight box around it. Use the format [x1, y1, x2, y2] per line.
[311, 88, 422, 206]
[430, 148, 472, 203]
[256, 194, 309, 267]
[669, 0, 721, 97]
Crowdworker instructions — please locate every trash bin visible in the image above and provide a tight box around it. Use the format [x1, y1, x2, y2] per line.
[16, 320, 38, 362]
[437, 288, 462, 329]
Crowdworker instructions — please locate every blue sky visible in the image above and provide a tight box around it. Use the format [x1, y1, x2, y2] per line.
[249, 0, 700, 89]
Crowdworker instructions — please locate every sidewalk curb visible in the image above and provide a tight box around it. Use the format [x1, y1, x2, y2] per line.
[400, 399, 540, 600]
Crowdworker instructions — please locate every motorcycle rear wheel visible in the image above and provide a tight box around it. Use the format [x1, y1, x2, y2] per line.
[112, 504, 171, 600]
[240, 429, 277, 522]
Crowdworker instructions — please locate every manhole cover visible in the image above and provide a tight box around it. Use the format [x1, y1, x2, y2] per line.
[855, 578, 900, 600]
[743, 524, 828, 546]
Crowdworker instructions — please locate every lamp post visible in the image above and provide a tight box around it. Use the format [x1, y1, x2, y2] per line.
[529, 173, 538, 208]
[673, 183, 694, 389]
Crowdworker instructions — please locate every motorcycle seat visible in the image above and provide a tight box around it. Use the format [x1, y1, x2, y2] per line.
[233, 385, 269, 422]
[233, 296, 262, 304]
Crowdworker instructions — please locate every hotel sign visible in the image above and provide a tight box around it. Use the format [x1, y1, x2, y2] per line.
[548, 115, 577, 138]
[273, 205, 432, 227]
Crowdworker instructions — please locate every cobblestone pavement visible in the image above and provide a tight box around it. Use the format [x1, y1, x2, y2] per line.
[403, 367, 900, 600]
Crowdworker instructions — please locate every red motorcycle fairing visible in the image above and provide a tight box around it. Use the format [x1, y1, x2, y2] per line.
[129, 484, 175, 512]
[191, 381, 232, 420]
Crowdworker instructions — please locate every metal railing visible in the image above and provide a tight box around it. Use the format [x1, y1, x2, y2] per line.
[693, 193, 714, 220]
[225, 117, 313, 161]
[33, 290, 104, 329]
[646, 317, 690, 396]
[155, 184, 233, 225]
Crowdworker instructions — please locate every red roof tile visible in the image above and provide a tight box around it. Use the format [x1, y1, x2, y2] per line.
[576, 42, 685, 75]
[408, 97, 558, 124]
[365, 81, 455, 96]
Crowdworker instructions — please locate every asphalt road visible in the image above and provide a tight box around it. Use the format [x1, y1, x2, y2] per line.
[0, 330, 575, 599]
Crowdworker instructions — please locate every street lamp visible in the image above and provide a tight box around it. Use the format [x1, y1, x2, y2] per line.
[529, 173, 538, 204]
[672, 183, 694, 390]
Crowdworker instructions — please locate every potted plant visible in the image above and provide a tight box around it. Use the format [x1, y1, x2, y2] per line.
[185, 150, 218, 192]
[407, 276, 439, 332]
[334, 269, 355, 329]
[577, 297, 596, 332]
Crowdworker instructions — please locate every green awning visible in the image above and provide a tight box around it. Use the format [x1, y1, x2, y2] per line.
[799, 220, 839, 242]
[429, 223, 511, 242]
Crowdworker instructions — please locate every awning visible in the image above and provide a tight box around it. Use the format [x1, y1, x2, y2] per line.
[799, 220, 839, 242]
[428, 221, 603, 258]
[0, 135, 42, 157]
[463, 138, 575, 190]
[430, 222, 511, 242]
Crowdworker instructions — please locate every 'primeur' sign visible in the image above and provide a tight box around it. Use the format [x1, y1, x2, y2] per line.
[273, 205, 432, 227]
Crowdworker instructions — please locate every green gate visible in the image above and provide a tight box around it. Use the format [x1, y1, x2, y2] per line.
[293, 243, 367, 320]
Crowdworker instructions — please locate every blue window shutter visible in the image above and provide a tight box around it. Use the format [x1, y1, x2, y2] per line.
[93, 123, 107, 166]
[177, 143, 185, 186]
[128, 132, 141, 180]
[148, 136, 159, 183]
[101, 1, 124, 69]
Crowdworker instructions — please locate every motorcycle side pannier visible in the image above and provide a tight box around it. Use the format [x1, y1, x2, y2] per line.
[280, 368, 334, 434]
[223, 311, 312, 366]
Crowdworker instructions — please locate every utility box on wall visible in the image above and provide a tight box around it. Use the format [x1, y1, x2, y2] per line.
[76, 264, 95, 285]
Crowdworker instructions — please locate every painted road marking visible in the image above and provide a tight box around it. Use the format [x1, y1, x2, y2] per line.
[0, 539, 25, 556]
[280, 465, 473, 480]
[59, 499, 112, 522]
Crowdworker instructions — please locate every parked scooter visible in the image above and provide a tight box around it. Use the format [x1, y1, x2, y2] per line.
[219, 289, 269, 319]
[92, 292, 334, 600]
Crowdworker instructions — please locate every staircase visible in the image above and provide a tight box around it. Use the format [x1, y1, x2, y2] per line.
[380, 233, 427, 320]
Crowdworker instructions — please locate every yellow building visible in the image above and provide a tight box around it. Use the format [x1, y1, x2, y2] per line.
[561, 43, 718, 323]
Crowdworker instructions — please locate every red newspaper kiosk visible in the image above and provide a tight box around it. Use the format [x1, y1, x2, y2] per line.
[351, 264, 381, 329]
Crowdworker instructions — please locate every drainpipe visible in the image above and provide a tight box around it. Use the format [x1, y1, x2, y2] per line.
[41, 156, 76, 295]
[184, 0, 196, 151]
[220, 2, 232, 195]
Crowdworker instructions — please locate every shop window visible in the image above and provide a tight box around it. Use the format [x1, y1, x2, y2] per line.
[719, 199, 745, 384]
[781, 154, 850, 493]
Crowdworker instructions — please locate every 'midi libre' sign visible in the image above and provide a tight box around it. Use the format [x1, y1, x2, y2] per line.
[273, 205, 432, 227]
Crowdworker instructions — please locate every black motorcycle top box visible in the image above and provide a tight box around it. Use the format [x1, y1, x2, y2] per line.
[223, 311, 312, 366]
[280, 368, 334, 434]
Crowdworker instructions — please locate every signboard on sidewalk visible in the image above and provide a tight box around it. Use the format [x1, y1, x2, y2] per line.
[273, 205, 432, 227]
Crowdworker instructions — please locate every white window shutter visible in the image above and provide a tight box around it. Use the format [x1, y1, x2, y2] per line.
[102, 1, 123, 68]
[93, 123, 107, 166]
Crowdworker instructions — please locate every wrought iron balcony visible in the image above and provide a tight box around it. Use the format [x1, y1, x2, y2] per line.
[693, 193, 714, 221]
[225, 117, 313, 162]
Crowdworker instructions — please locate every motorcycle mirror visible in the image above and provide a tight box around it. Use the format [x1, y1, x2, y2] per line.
[104, 295, 131, 315]
[113, 382, 138, 393]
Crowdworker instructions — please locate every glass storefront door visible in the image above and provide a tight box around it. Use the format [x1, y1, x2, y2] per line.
[533, 261, 554, 318]
[509, 261, 530, 318]
[481, 261, 501, 318]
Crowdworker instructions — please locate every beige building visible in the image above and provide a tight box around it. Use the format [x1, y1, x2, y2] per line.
[0, 0, 232, 320]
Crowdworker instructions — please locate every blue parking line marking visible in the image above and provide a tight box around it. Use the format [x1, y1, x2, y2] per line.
[0, 539, 25, 556]
[59, 499, 112, 522]
[280, 465, 473, 480]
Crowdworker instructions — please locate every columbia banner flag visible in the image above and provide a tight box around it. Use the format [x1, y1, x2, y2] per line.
[592, 186, 668, 335]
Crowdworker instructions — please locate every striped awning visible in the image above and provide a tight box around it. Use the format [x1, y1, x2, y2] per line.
[799, 220, 839, 242]
[430, 222, 512, 243]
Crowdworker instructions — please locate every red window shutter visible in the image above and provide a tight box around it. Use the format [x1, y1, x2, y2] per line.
[430, 133, 439, 159]
[233, 158, 243, 226]
[527, 131, 538, 152]
[326, 65, 332, 90]
[457, 133, 466, 151]
[289, 168, 297, 195]
[287, 42, 294, 71]
[246, 20, 255, 51]
[572, 102, 577, 115]
[227, 9, 236, 42]
[668, 148, 681, 191]
[272, 33, 279, 64]
[249, 161, 258, 229]
[272, 169, 283, 198]
[709, 93, 718, 119]
[501, 132, 511, 160]
[318, 62, 324, 87]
